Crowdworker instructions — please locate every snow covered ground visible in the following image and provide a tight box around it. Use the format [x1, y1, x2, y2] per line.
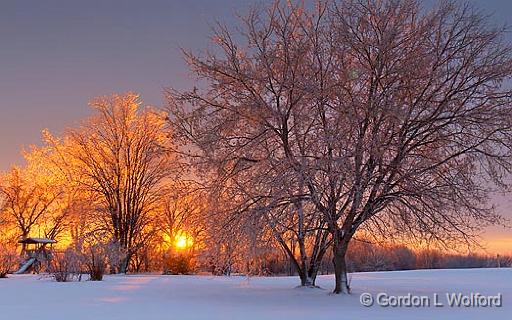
[0, 268, 509, 320]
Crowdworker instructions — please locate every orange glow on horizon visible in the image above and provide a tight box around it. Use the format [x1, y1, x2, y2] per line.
[480, 237, 512, 256]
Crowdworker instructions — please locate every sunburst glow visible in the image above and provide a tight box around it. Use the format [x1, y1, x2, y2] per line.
[174, 232, 193, 250]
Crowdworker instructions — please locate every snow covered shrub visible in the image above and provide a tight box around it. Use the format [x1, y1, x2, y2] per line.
[76, 230, 124, 278]
[49, 248, 81, 282]
[165, 253, 194, 275]
[0, 232, 18, 278]
[201, 239, 242, 276]
[83, 243, 108, 281]
[78, 231, 127, 276]
[0, 220, 19, 278]
[0, 246, 18, 278]
[105, 241, 128, 274]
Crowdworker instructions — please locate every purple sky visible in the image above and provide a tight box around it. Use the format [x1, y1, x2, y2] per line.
[1, 0, 511, 253]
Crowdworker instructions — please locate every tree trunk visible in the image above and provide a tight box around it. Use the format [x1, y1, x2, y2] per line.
[307, 265, 319, 286]
[298, 270, 315, 287]
[332, 242, 349, 294]
[20, 231, 29, 254]
[119, 253, 131, 274]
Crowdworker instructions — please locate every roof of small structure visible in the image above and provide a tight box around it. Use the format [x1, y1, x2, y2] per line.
[18, 237, 57, 244]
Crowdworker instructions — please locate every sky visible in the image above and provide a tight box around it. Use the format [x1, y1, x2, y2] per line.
[1, 0, 512, 254]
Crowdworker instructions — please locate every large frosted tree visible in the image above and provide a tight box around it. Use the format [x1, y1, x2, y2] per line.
[168, 0, 512, 294]
[46, 93, 177, 273]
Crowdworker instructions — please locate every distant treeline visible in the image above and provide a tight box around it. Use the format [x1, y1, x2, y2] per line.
[345, 242, 511, 272]
[244, 241, 512, 277]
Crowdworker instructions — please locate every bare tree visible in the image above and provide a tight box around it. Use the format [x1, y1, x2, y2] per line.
[0, 224, 18, 278]
[167, 0, 337, 288]
[46, 93, 178, 273]
[0, 167, 62, 251]
[316, 0, 512, 293]
[168, 0, 512, 294]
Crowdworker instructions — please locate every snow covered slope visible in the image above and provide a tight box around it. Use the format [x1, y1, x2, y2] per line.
[0, 268, 509, 320]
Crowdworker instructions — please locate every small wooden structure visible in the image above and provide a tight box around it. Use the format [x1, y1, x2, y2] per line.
[16, 237, 57, 274]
